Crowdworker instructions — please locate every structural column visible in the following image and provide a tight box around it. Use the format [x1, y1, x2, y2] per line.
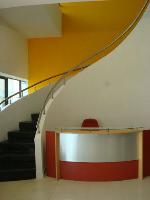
[137, 131, 143, 180]
[55, 132, 60, 180]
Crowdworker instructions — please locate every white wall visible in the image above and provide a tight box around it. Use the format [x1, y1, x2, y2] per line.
[0, 18, 28, 79]
[0, 85, 52, 141]
[44, 6, 150, 130]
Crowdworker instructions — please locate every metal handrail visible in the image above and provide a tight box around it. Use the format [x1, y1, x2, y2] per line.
[0, 66, 88, 107]
[36, 0, 149, 134]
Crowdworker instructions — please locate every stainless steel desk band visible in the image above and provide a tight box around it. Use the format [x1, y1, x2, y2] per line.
[60, 133, 137, 162]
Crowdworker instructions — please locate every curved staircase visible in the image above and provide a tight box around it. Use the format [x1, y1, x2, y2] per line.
[0, 113, 39, 181]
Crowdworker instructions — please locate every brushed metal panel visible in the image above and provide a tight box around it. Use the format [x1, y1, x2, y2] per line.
[60, 133, 137, 162]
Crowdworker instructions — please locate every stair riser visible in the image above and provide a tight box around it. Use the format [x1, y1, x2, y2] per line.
[0, 144, 34, 155]
[8, 132, 35, 143]
[31, 114, 39, 123]
[0, 159, 9, 170]
[0, 154, 35, 170]
[19, 122, 37, 131]
[8, 138, 34, 143]
[0, 162, 35, 170]
[0, 169, 36, 181]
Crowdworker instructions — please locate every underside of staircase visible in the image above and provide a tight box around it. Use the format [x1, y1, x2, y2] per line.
[0, 113, 39, 181]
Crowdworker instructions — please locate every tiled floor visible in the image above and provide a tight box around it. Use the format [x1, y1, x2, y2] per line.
[0, 176, 150, 200]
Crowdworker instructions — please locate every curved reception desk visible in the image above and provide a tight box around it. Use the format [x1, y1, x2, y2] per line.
[46, 128, 143, 181]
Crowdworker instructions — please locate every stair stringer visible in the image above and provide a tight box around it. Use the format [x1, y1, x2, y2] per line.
[34, 84, 65, 179]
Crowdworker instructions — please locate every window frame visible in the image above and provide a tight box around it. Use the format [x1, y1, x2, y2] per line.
[0, 75, 8, 105]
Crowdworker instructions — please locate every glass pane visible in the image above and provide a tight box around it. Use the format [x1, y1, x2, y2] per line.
[8, 79, 20, 103]
[0, 78, 5, 109]
[21, 81, 28, 97]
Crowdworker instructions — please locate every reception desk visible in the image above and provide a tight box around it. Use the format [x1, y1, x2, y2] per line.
[46, 128, 143, 181]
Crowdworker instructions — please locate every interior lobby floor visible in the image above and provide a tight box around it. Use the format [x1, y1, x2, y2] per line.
[0, 176, 150, 200]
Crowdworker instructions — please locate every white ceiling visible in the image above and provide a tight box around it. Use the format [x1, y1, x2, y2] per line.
[0, 0, 108, 9]
[0, 4, 62, 38]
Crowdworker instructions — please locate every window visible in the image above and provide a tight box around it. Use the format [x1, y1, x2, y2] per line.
[21, 81, 28, 97]
[8, 79, 20, 103]
[0, 75, 28, 109]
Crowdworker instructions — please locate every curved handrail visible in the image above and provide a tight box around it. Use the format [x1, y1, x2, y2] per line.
[0, 66, 88, 107]
[36, 0, 149, 134]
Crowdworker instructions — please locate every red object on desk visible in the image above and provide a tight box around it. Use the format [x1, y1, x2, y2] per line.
[81, 118, 99, 128]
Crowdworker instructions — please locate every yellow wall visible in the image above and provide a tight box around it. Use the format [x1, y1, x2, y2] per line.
[28, 0, 146, 88]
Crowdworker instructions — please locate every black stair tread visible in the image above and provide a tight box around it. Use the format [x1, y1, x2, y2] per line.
[0, 168, 36, 181]
[0, 142, 35, 150]
[8, 131, 35, 137]
[31, 113, 39, 115]
[0, 141, 34, 154]
[8, 139, 35, 144]
[0, 141, 34, 145]
[8, 130, 36, 134]
[0, 164, 35, 171]
[8, 131, 35, 142]
[0, 168, 35, 172]
[31, 113, 39, 123]
[19, 121, 37, 131]
[21, 121, 36, 123]
[0, 153, 35, 159]
[0, 154, 35, 170]
[19, 121, 37, 125]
